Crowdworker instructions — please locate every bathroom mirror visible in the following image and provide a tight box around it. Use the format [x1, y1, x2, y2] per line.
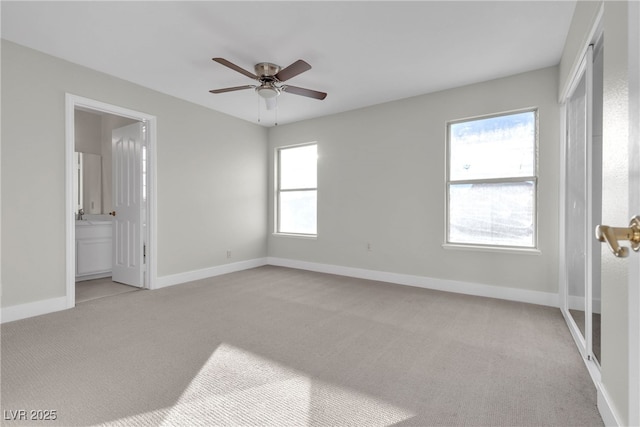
[74, 151, 102, 215]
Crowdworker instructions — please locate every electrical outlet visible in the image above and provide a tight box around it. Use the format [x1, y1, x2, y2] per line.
[367, 242, 372, 252]
[226, 250, 232, 259]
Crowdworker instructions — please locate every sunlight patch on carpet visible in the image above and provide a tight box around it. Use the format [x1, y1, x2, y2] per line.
[106, 343, 414, 426]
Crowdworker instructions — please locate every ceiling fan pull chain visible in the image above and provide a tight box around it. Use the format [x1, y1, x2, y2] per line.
[257, 95, 261, 124]
[275, 97, 278, 126]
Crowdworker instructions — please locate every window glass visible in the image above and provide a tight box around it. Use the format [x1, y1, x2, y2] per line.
[280, 144, 317, 190]
[279, 190, 317, 235]
[277, 143, 317, 235]
[449, 111, 536, 181]
[449, 181, 535, 247]
[447, 110, 537, 248]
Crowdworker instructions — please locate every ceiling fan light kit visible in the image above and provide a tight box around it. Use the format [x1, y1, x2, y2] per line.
[256, 83, 280, 99]
[209, 57, 327, 103]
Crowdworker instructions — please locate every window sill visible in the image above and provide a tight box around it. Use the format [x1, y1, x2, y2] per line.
[272, 233, 317, 240]
[442, 243, 541, 255]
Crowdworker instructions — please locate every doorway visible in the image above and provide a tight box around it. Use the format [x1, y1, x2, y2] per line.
[65, 94, 157, 308]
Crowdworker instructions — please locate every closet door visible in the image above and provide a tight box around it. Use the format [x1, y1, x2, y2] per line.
[564, 41, 603, 366]
[565, 48, 591, 354]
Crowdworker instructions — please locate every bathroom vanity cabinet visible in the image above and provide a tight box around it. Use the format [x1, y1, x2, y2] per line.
[76, 221, 112, 280]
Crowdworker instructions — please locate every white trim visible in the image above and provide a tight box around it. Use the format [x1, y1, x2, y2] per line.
[267, 257, 559, 307]
[585, 43, 595, 371]
[275, 142, 318, 236]
[559, 80, 569, 314]
[271, 233, 317, 240]
[598, 382, 624, 427]
[568, 295, 601, 314]
[155, 258, 268, 289]
[4, 258, 267, 322]
[65, 94, 158, 305]
[444, 109, 540, 251]
[76, 272, 112, 282]
[147, 118, 159, 290]
[563, 307, 588, 359]
[559, 3, 605, 102]
[65, 97, 76, 308]
[562, 322, 611, 426]
[1, 297, 68, 324]
[442, 243, 540, 255]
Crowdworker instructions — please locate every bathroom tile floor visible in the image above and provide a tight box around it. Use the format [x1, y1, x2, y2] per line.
[75, 278, 140, 303]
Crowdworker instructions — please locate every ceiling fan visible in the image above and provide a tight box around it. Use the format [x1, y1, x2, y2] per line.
[209, 58, 327, 109]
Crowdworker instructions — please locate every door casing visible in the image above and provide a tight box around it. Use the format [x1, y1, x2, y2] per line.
[65, 94, 158, 307]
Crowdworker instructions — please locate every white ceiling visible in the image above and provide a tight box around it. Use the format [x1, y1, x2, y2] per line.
[1, 1, 576, 127]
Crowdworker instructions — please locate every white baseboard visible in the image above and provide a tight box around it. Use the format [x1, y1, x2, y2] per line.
[2, 258, 268, 323]
[155, 257, 268, 289]
[76, 272, 111, 282]
[267, 257, 559, 307]
[568, 295, 602, 314]
[597, 382, 623, 426]
[2, 257, 557, 323]
[1, 296, 68, 324]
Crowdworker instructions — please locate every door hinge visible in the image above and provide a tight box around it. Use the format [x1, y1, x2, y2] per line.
[143, 244, 146, 263]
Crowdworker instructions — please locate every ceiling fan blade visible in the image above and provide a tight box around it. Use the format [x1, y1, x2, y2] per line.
[209, 85, 254, 94]
[212, 58, 257, 80]
[282, 85, 327, 100]
[275, 59, 311, 82]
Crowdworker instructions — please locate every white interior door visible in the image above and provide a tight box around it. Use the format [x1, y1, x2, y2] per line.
[595, 4, 640, 423]
[112, 122, 144, 287]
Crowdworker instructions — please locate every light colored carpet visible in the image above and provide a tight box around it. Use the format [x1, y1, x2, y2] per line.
[1, 266, 603, 426]
[76, 278, 140, 303]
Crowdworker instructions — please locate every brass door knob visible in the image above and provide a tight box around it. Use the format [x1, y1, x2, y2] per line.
[595, 215, 640, 258]
[109, 211, 116, 217]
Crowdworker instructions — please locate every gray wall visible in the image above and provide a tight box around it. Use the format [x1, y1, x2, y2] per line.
[268, 66, 560, 294]
[1, 40, 268, 307]
[74, 110, 102, 154]
[0, 40, 562, 308]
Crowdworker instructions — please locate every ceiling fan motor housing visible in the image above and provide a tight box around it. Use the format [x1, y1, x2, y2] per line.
[255, 62, 281, 79]
[254, 63, 283, 98]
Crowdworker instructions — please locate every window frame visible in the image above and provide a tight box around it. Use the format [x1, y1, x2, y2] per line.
[444, 108, 539, 252]
[275, 142, 318, 237]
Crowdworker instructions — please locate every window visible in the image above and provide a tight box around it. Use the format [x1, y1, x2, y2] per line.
[446, 110, 537, 249]
[276, 143, 317, 235]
